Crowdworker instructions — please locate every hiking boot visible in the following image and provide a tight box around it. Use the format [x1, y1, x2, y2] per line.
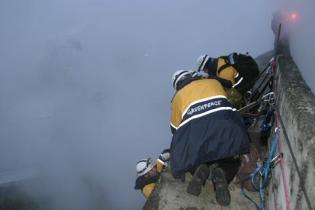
[187, 164, 210, 196]
[212, 167, 231, 206]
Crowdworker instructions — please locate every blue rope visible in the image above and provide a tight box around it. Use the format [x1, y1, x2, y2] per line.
[261, 108, 274, 133]
[241, 128, 279, 210]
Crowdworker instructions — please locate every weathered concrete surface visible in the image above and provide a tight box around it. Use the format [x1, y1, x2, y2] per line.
[266, 12, 315, 210]
[267, 55, 315, 210]
[143, 168, 258, 210]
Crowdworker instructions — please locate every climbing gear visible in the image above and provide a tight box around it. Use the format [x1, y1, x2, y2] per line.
[238, 56, 275, 115]
[212, 167, 231, 206]
[239, 56, 280, 210]
[270, 153, 283, 169]
[172, 70, 197, 90]
[238, 91, 275, 114]
[260, 106, 275, 146]
[261, 92, 275, 107]
[241, 127, 282, 210]
[246, 57, 274, 103]
[136, 158, 155, 177]
[187, 164, 210, 196]
[260, 108, 274, 132]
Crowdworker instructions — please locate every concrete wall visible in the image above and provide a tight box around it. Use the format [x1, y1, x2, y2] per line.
[267, 54, 315, 210]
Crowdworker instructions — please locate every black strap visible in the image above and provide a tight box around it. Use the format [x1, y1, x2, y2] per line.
[217, 63, 232, 74]
[217, 56, 233, 74]
[208, 75, 232, 89]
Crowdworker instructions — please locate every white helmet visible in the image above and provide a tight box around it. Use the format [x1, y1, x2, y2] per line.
[136, 158, 155, 177]
[196, 54, 210, 72]
[172, 70, 197, 90]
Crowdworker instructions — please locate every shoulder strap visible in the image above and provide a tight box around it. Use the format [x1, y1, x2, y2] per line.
[217, 63, 232, 74]
[217, 53, 236, 74]
[208, 75, 232, 89]
[217, 56, 234, 74]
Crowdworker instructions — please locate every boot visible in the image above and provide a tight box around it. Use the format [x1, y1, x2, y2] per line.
[187, 164, 210, 196]
[212, 167, 231, 206]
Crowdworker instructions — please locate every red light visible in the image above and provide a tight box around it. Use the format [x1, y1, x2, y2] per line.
[290, 13, 297, 20]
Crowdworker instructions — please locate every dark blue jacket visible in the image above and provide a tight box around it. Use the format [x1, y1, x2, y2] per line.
[170, 78, 250, 177]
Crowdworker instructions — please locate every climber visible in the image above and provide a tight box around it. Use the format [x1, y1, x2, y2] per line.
[134, 149, 170, 198]
[170, 70, 250, 206]
[196, 53, 259, 107]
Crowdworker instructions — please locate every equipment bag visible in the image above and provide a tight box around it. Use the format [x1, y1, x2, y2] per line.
[218, 53, 260, 94]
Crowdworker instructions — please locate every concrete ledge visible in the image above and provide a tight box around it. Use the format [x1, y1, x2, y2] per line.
[268, 55, 315, 210]
[143, 169, 258, 210]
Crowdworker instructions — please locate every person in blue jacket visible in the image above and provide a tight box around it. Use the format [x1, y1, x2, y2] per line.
[170, 70, 250, 206]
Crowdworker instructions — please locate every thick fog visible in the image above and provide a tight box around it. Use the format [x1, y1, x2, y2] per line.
[279, 0, 315, 93]
[0, 1, 285, 209]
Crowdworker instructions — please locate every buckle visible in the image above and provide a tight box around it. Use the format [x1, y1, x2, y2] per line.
[262, 92, 275, 106]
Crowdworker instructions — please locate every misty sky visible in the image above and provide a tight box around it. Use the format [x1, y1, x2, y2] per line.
[1, 0, 313, 210]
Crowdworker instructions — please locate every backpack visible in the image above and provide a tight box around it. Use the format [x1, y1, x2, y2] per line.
[218, 53, 259, 94]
